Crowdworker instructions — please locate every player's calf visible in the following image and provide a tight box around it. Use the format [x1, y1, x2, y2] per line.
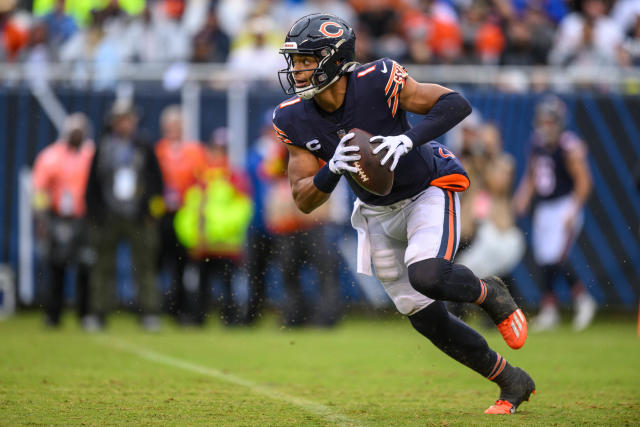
[409, 302, 535, 415]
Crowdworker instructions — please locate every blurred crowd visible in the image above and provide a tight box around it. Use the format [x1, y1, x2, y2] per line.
[32, 99, 347, 331]
[2, 0, 640, 84]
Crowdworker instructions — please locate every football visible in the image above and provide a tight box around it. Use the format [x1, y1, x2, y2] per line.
[345, 128, 394, 196]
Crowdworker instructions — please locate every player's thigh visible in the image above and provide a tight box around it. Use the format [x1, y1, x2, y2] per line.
[405, 187, 461, 265]
[368, 220, 433, 315]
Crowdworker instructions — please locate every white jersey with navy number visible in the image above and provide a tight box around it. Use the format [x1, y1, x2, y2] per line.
[272, 58, 469, 206]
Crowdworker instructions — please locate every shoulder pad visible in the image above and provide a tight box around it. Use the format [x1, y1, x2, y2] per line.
[560, 131, 587, 155]
[354, 58, 408, 117]
[277, 96, 302, 110]
[272, 103, 296, 145]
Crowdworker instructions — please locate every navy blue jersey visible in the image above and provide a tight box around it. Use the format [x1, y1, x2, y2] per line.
[273, 58, 469, 206]
[529, 131, 584, 202]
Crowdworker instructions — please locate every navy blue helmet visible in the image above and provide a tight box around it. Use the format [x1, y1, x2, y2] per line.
[278, 13, 356, 99]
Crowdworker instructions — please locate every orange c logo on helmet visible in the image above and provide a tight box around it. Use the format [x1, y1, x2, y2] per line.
[319, 22, 344, 38]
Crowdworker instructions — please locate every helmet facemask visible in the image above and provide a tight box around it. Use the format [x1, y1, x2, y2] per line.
[278, 40, 351, 99]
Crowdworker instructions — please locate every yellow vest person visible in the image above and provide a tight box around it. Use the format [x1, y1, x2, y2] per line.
[174, 169, 253, 257]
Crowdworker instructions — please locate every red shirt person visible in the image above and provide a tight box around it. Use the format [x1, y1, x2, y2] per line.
[32, 113, 95, 217]
[31, 112, 94, 328]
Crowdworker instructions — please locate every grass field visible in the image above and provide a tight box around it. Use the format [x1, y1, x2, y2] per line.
[1, 311, 639, 426]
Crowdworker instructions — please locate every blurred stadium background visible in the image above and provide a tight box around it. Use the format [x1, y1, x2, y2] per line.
[0, 0, 639, 323]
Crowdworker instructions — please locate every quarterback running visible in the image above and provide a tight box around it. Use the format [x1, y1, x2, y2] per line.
[273, 13, 536, 414]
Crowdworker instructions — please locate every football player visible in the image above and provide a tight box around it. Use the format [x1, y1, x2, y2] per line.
[273, 14, 535, 414]
[513, 95, 596, 332]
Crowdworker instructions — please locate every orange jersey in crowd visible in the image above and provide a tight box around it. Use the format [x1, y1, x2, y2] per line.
[1, 20, 28, 61]
[155, 139, 208, 209]
[32, 141, 95, 217]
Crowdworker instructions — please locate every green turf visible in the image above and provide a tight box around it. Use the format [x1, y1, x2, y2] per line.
[1, 312, 639, 426]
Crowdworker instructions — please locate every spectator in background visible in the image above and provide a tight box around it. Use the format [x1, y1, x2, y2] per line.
[350, 0, 399, 39]
[548, 0, 623, 67]
[228, 15, 282, 81]
[41, 0, 78, 52]
[350, 0, 407, 60]
[21, 20, 52, 88]
[0, 0, 28, 62]
[459, 0, 505, 64]
[174, 128, 253, 326]
[84, 100, 164, 331]
[619, 13, 640, 67]
[33, 0, 143, 28]
[402, 0, 463, 64]
[454, 111, 484, 249]
[59, 12, 124, 89]
[154, 105, 208, 323]
[611, 0, 640, 35]
[91, 0, 130, 30]
[513, 95, 596, 332]
[510, 0, 568, 24]
[32, 113, 95, 328]
[474, 17, 505, 63]
[500, 8, 553, 66]
[215, 0, 254, 39]
[123, 1, 190, 63]
[261, 129, 343, 328]
[456, 123, 524, 283]
[353, 23, 376, 63]
[191, 7, 230, 63]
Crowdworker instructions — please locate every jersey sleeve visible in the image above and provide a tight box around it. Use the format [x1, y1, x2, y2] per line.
[355, 58, 409, 118]
[272, 100, 299, 147]
[272, 121, 292, 145]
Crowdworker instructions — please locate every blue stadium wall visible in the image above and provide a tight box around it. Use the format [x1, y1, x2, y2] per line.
[0, 86, 638, 309]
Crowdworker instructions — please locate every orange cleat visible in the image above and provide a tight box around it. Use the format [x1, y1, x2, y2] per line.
[485, 368, 536, 415]
[485, 390, 537, 414]
[497, 309, 528, 349]
[484, 399, 515, 414]
[477, 276, 528, 349]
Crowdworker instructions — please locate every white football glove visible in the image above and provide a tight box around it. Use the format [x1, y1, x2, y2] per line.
[328, 132, 360, 175]
[371, 134, 413, 171]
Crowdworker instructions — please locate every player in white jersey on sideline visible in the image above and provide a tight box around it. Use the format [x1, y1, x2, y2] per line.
[514, 95, 595, 332]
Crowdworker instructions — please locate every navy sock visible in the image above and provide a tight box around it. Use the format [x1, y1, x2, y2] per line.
[409, 301, 510, 382]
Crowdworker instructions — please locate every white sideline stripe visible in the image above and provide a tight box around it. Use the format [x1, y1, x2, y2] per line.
[95, 338, 359, 427]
